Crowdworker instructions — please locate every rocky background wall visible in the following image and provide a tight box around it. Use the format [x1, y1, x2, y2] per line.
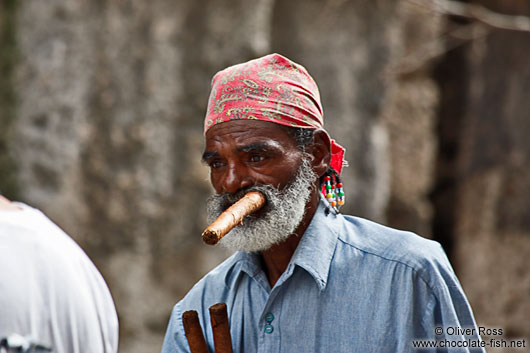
[1, 0, 528, 352]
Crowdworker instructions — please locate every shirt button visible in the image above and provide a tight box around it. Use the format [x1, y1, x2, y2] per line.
[265, 312, 274, 323]
[264, 324, 274, 334]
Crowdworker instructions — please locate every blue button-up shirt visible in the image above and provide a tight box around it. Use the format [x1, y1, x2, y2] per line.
[162, 201, 484, 352]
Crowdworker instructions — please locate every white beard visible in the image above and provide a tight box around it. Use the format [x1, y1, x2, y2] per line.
[206, 157, 316, 252]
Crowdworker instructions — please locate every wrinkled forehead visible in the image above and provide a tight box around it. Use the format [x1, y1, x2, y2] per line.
[204, 119, 296, 147]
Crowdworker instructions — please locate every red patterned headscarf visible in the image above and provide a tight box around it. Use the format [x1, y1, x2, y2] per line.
[204, 53, 345, 175]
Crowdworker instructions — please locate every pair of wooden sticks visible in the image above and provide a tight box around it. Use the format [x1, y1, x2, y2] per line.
[182, 303, 233, 353]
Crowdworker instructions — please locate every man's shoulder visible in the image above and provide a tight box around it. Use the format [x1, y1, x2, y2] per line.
[0, 205, 119, 351]
[0, 205, 91, 262]
[334, 214, 452, 282]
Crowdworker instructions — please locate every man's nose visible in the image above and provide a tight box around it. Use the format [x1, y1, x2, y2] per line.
[221, 162, 253, 194]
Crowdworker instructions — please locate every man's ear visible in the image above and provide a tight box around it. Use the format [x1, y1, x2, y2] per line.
[307, 129, 331, 177]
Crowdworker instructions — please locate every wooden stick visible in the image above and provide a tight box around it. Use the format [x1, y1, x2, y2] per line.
[202, 191, 266, 245]
[182, 310, 209, 353]
[209, 303, 233, 353]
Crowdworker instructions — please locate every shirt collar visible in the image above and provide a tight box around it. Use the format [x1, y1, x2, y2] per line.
[224, 200, 340, 291]
[288, 200, 339, 291]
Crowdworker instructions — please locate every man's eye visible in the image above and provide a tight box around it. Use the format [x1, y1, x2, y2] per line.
[209, 160, 223, 169]
[249, 155, 266, 163]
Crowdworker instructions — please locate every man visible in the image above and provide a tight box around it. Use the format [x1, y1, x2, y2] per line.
[0, 194, 119, 353]
[162, 54, 484, 352]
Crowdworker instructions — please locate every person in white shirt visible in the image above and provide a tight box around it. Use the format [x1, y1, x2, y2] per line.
[0, 195, 119, 353]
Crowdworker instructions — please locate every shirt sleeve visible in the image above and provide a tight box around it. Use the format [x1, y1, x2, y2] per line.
[161, 302, 196, 353]
[416, 244, 486, 353]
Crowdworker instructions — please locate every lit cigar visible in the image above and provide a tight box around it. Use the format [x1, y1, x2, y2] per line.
[202, 191, 266, 245]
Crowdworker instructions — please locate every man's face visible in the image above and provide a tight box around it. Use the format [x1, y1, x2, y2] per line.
[203, 120, 306, 195]
[203, 120, 317, 252]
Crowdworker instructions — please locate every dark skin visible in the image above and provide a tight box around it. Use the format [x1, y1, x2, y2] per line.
[0, 195, 21, 211]
[203, 120, 331, 287]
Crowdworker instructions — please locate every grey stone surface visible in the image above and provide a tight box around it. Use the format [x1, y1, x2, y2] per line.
[383, 1, 441, 237]
[8, 1, 279, 352]
[430, 1, 530, 350]
[0, 0, 18, 198]
[271, 0, 396, 223]
[1, 0, 529, 352]
[451, 11, 530, 348]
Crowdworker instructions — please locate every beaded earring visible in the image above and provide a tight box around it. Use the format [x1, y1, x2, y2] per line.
[323, 176, 336, 207]
[336, 182, 345, 206]
[321, 170, 345, 211]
